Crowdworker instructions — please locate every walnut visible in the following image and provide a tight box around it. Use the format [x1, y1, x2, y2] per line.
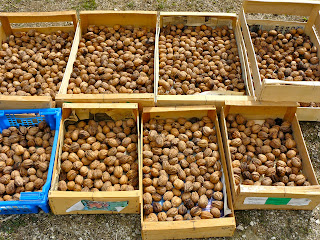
[190, 206, 202, 217]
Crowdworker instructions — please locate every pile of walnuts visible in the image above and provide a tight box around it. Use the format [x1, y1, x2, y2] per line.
[58, 119, 138, 192]
[226, 114, 310, 186]
[250, 28, 320, 81]
[143, 116, 224, 222]
[0, 122, 55, 201]
[158, 24, 244, 95]
[67, 25, 155, 94]
[299, 102, 320, 107]
[0, 29, 74, 99]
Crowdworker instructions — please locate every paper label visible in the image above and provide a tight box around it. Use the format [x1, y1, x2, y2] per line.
[243, 197, 268, 205]
[265, 198, 291, 205]
[244, 197, 311, 206]
[287, 198, 311, 206]
[66, 200, 128, 212]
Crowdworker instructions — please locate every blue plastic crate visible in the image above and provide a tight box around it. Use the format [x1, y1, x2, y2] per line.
[0, 108, 61, 215]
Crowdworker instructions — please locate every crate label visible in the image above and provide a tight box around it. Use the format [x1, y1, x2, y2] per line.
[287, 198, 311, 206]
[244, 197, 311, 206]
[66, 200, 128, 213]
[243, 197, 268, 205]
[265, 198, 291, 205]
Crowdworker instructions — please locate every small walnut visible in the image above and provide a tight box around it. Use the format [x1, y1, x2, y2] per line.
[158, 212, 167, 221]
[201, 211, 213, 219]
[144, 204, 153, 215]
[167, 207, 178, 217]
[198, 195, 209, 208]
[145, 213, 158, 222]
[210, 207, 221, 218]
[190, 206, 202, 217]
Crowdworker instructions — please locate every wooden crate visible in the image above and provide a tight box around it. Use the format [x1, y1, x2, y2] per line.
[155, 12, 255, 108]
[297, 107, 320, 121]
[56, 11, 158, 108]
[49, 103, 141, 215]
[140, 106, 236, 240]
[240, 0, 320, 102]
[0, 11, 77, 109]
[220, 102, 320, 210]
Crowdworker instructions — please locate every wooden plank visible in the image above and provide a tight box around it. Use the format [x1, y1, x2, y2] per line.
[214, 110, 235, 217]
[80, 11, 157, 31]
[291, 115, 319, 185]
[259, 84, 320, 102]
[0, 11, 77, 24]
[142, 218, 236, 240]
[296, 107, 320, 121]
[49, 190, 140, 215]
[0, 96, 53, 109]
[160, 12, 237, 18]
[0, 16, 12, 36]
[225, 100, 298, 107]
[11, 26, 75, 35]
[62, 102, 138, 110]
[234, 19, 251, 97]
[225, 105, 291, 120]
[315, 11, 320, 39]
[242, 0, 320, 16]
[239, 9, 262, 97]
[156, 95, 252, 110]
[144, 106, 216, 120]
[236, 20, 255, 97]
[0, 25, 6, 43]
[56, 93, 155, 108]
[58, 23, 83, 95]
[220, 108, 239, 204]
[154, 13, 160, 103]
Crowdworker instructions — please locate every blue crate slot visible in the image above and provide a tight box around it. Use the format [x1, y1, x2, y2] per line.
[0, 108, 61, 215]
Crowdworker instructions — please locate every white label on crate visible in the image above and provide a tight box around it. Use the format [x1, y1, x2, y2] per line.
[243, 197, 268, 205]
[66, 200, 128, 212]
[287, 198, 311, 206]
[66, 201, 85, 212]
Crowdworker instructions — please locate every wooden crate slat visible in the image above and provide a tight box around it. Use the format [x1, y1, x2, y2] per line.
[296, 107, 320, 121]
[242, 0, 320, 17]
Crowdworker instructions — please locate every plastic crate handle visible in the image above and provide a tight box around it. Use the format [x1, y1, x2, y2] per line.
[20, 192, 45, 201]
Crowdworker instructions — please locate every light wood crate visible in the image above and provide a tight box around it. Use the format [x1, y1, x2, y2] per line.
[0, 11, 78, 109]
[49, 103, 141, 215]
[240, 0, 320, 102]
[140, 106, 236, 240]
[155, 12, 255, 108]
[220, 102, 320, 210]
[297, 107, 320, 121]
[56, 11, 158, 109]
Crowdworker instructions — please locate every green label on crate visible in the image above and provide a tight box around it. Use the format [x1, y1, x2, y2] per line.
[265, 197, 291, 205]
[66, 200, 128, 213]
[243, 197, 311, 206]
